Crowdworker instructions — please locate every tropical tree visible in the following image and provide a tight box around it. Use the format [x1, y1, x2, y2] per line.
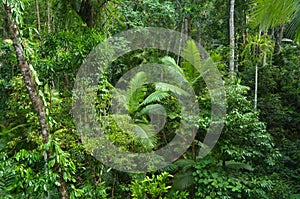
[242, 34, 274, 111]
[1, 1, 70, 198]
[250, 0, 300, 52]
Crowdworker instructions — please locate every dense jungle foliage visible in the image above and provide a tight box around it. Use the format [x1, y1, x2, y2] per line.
[0, 0, 299, 198]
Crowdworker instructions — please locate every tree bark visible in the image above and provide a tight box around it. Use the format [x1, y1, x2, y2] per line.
[57, 179, 70, 199]
[275, 23, 284, 54]
[229, 0, 235, 80]
[79, 0, 93, 28]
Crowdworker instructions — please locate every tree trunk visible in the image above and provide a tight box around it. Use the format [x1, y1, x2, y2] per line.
[4, 2, 49, 148]
[46, 0, 51, 32]
[254, 32, 262, 112]
[57, 179, 70, 199]
[35, 0, 41, 47]
[254, 61, 258, 112]
[79, 0, 93, 28]
[3, 3, 69, 198]
[275, 23, 284, 54]
[35, 0, 41, 32]
[229, 0, 235, 80]
[177, 17, 186, 65]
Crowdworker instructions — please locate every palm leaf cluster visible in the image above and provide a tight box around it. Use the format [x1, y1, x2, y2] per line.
[114, 59, 189, 151]
[251, 0, 300, 41]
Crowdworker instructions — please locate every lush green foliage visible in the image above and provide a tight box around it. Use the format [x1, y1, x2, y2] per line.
[0, 0, 299, 198]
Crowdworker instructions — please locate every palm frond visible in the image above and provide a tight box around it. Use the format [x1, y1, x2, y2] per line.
[181, 40, 202, 72]
[0, 166, 16, 195]
[133, 124, 157, 150]
[155, 82, 189, 97]
[174, 159, 195, 170]
[140, 91, 170, 107]
[172, 169, 194, 190]
[250, 0, 298, 31]
[127, 71, 147, 98]
[126, 71, 148, 114]
[139, 104, 163, 115]
[286, 9, 300, 41]
[161, 56, 184, 75]
[225, 161, 254, 171]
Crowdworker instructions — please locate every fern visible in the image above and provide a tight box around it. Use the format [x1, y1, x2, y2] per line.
[0, 124, 26, 151]
[0, 161, 16, 196]
[174, 159, 195, 170]
[140, 91, 170, 107]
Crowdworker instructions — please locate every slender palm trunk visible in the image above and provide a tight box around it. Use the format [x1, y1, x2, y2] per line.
[35, 0, 42, 47]
[177, 17, 186, 65]
[35, 0, 41, 32]
[254, 61, 258, 112]
[254, 32, 262, 112]
[46, 0, 51, 32]
[229, 0, 235, 80]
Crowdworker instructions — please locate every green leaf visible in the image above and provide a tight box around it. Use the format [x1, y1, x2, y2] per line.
[250, 0, 298, 31]
[133, 124, 157, 150]
[161, 56, 184, 75]
[140, 91, 169, 106]
[155, 82, 189, 96]
[181, 40, 202, 72]
[126, 71, 148, 114]
[225, 161, 254, 171]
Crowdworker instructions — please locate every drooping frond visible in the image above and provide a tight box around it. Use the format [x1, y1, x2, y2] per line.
[250, 0, 299, 31]
[0, 164, 16, 195]
[286, 9, 300, 41]
[155, 82, 189, 96]
[174, 159, 195, 170]
[127, 71, 147, 100]
[139, 104, 164, 115]
[225, 161, 254, 171]
[161, 56, 184, 75]
[140, 91, 170, 107]
[181, 40, 202, 72]
[172, 169, 194, 190]
[126, 71, 148, 114]
[133, 124, 157, 151]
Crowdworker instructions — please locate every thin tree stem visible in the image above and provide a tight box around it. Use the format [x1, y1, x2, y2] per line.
[229, 0, 235, 80]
